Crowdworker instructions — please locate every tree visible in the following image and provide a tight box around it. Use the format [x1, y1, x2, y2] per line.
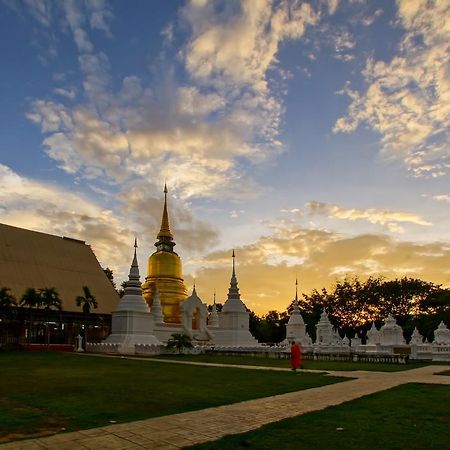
[103, 267, 116, 289]
[0, 287, 17, 343]
[20, 288, 41, 344]
[75, 286, 98, 348]
[39, 288, 62, 347]
[166, 333, 193, 353]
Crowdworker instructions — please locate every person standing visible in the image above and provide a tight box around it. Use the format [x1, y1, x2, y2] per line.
[290, 340, 302, 370]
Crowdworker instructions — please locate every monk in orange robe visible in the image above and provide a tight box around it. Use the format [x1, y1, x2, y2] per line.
[290, 341, 302, 370]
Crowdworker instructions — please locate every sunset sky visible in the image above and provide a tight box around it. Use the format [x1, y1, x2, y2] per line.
[1, 0, 449, 315]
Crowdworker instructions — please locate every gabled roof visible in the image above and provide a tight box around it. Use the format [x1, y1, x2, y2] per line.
[0, 223, 119, 313]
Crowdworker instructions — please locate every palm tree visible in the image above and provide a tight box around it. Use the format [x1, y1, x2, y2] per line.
[0, 287, 17, 344]
[20, 288, 41, 344]
[39, 288, 62, 348]
[166, 333, 193, 354]
[75, 286, 98, 349]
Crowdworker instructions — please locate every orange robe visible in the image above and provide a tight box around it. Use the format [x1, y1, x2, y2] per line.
[290, 343, 302, 369]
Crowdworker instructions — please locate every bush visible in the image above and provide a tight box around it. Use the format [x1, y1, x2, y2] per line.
[0, 342, 25, 352]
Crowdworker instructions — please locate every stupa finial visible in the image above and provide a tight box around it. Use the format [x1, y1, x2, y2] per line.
[156, 183, 174, 246]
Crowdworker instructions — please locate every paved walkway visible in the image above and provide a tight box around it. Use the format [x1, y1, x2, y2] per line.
[2, 362, 449, 450]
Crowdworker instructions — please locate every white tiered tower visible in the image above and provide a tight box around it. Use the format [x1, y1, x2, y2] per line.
[105, 239, 161, 353]
[284, 279, 312, 346]
[212, 250, 259, 347]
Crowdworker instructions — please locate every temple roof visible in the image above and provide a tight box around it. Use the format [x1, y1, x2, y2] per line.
[0, 223, 119, 313]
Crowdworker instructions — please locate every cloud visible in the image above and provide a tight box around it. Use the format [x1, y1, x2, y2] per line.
[24, 0, 337, 201]
[361, 8, 383, 26]
[0, 164, 219, 283]
[305, 201, 432, 229]
[191, 225, 450, 314]
[0, 163, 132, 274]
[53, 88, 76, 100]
[182, 0, 319, 92]
[334, 0, 450, 177]
[431, 194, 450, 203]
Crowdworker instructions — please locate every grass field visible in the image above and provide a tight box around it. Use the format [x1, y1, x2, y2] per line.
[154, 353, 428, 372]
[0, 352, 344, 443]
[188, 383, 450, 450]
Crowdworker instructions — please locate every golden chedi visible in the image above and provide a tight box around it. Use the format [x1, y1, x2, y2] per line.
[142, 185, 187, 324]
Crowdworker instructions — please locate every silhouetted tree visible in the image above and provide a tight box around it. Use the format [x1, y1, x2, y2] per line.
[0, 287, 17, 343]
[39, 288, 62, 347]
[20, 288, 41, 344]
[75, 286, 98, 348]
[166, 333, 193, 353]
[103, 267, 116, 289]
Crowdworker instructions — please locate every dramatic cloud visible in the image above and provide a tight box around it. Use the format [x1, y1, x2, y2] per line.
[22, 0, 335, 200]
[0, 164, 219, 283]
[305, 201, 432, 232]
[334, 0, 450, 177]
[192, 226, 450, 314]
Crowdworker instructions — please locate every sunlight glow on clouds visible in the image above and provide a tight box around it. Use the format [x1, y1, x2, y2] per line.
[334, 0, 450, 177]
[22, 0, 336, 200]
[1, 0, 449, 314]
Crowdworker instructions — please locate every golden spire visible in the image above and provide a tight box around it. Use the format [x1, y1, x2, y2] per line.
[295, 277, 298, 302]
[156, 183, 174, 245]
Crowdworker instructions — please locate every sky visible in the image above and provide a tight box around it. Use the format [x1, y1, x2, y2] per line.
[0, 0, 449, 315]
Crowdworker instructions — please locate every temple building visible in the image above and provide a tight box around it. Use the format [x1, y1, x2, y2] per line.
[141, 185, 188, 324]
[0, 223, 119, 346]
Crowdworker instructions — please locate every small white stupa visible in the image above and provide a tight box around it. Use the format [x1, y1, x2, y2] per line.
[284, 279, 311, 346]
[180, 284, 211, 340]
[379, 315, 405, 346]
[409, 327, 424, 345]
[208, 290, 219, 328]
[315, 310, 334, 345]
[213, 250, 259, 347]
[366, 322, 381, 345]
[105, 239, 161, 353]
[433, 321, 450, 344]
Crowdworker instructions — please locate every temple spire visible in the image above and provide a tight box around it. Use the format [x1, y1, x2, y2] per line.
[155, 184, 175, 249]
[125, 238, 141, 292]
[295, 278, 298, 303]
[227, 249, 240, 300]
[232, 249, 236, 277]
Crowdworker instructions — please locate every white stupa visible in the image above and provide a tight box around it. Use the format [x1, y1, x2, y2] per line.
[212, 250, 259, 347]
[180, 284, 211, 340]
[433, 321, 450, 344]
[315, 310, 334, 345]
[366, 322, 381, 345]
[284, 279, 312, 346]
[379, 315, 405, 346]
[409, 327, 424, 345]
[105, 239, 161, 353]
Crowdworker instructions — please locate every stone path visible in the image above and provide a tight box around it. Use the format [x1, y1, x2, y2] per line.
[2, 362, 449, 450]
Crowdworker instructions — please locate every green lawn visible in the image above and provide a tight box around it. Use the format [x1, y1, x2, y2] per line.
[188, 383, 450, 450]
[437, 370, 450, 376]
[155, 353, 428, 372]
[0, 352, 344, 443]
